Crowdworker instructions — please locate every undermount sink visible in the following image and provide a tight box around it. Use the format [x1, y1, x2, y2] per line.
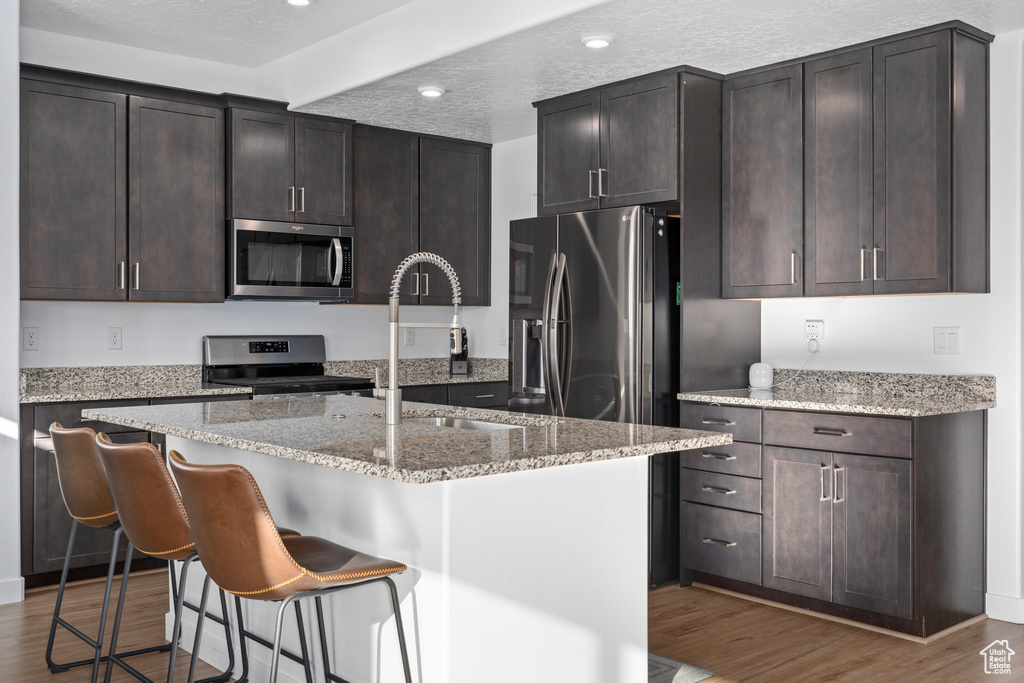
[403, 416, 523, 431]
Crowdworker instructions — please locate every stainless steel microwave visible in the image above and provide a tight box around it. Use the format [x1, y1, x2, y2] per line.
[228, 219, 353, 301]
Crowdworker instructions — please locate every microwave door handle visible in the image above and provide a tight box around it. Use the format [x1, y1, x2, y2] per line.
[330, 238, 343, 286]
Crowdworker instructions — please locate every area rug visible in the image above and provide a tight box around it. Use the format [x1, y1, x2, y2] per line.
[649, 653, 714, 683]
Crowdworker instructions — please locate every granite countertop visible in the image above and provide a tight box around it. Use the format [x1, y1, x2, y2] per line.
[678, 369, 996, 417]
[21, 382, 253, 403]
[82, 396, 730, 484]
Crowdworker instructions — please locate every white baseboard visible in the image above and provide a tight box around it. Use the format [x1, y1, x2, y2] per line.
[987, 592, 1024, 624]
[165, 609, 313, 683]
[0, 576, 25, 605]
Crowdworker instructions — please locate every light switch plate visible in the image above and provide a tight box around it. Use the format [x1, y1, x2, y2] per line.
[934, 326, 960, 355]
[403, 328, 415, 347]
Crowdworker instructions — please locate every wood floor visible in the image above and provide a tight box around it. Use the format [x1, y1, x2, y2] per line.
[650, 584, 1024, 681]
[3, 571, 1022, 681]
[0, 570, 228, 682]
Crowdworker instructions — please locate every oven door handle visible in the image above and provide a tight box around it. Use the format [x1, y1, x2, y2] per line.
[329, 238, 343, 286]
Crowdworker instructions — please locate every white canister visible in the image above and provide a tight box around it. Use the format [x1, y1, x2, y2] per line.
[749, 363, 773, 389]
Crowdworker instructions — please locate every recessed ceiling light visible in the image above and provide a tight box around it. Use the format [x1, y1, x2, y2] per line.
[418, 86, 446, 98]
[287, 0, 310, 6]
[581, 34, 613, 49]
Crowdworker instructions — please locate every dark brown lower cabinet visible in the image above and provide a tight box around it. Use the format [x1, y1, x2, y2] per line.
[402, 381, 509, 409]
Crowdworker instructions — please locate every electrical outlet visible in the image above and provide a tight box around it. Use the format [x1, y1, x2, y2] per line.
[403, 328, 415, 347]
[22, 327, 38, 351]
[804, 319, 824, 353]
[498, 326, 508, 346]
[108, 327, 122, 350]
[934, 326, 960, 355]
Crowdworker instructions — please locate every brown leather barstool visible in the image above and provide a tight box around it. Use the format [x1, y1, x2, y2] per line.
[47, 424, 173, 683]
[167, 450, 413, 683]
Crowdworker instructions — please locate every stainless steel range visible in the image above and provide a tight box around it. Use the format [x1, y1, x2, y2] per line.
[202, 335, 374, 401]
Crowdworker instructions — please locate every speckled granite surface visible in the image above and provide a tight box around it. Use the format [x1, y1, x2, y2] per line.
[82, 395, 729, 484]
[678, 370, 996, 417]
[20, 358, 508, 403]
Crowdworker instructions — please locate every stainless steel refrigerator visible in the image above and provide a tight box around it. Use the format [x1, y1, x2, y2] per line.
[508, 205, 761, 587]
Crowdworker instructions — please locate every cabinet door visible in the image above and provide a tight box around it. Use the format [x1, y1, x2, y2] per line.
[129, 97, 224, 302]
[295, 117, 353, 226]
[804, 49, 874, 297]
[229, 109, 294, 222]
[20, 80, 127, 301]
[402, 385, 449, 405]
[419, 138, 491, 306]
[536, 92, 600, 216]
[762, 446, 832, 601]
[722, 65, 803, 298]
[872, 31, 951, 294]
[600, 74, 678, 207]
[32, 431, 148, 574]
[352, 126, 420, 305]
[832, 452, 912, 619]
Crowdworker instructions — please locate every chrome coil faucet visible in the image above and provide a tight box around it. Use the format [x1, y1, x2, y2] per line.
[375, 253, 464, 425]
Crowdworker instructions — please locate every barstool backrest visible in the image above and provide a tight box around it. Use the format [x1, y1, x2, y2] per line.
[95, 435, 194, 559]
[49, 423, 118, 528]
[167, 450, 304, 597]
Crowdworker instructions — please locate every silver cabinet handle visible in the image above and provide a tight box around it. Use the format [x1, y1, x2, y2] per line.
[861, 248, 869, 281]
[133, 263, 140, 290]
[118, 261, 126, 290]
[329, 238, 342, 286]
[701, 452, 736, 461]
[411, 272, 420, 296]
[423, 272, 429, 295]
[588, 170, 597, 199]
[702, 485, 736, 495]
[833, 466, 845, 503]
[597, 168, 607, 197]
[702, 537, 737, 547]
[791, 252, 799, 284]
[819, 464, 830, 501]
[873, 248, 883, 280]
[474, 394, 495, 399]
[299, 187, 306, 213]
[813, 427, 849, 437]
[289, 186, 296, 212]
[701, 418, 735, 426]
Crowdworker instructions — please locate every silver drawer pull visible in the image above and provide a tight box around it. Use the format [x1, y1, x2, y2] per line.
[474, 394, 495, 399]
[701, 452, 736, 461]
[701, 419, 735, 426]
[701, 485, 736, 495]
[79, 418, 97, 423]
[702, 537, 737, 547]
[813, 427, 849, 437]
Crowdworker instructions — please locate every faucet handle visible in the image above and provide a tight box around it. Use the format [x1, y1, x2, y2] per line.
[372, 367, 386, 400]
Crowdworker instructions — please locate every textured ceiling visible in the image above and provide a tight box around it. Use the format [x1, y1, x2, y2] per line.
[298, 0, 1024, 143]
[20, 0, 417, 67]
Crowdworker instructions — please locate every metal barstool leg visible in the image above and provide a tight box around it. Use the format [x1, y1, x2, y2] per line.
[186, 575, 212, 683]
[45, 518, 79, 673]
[202, 589, 236, 683]
[294, 601, 314, 683]
[102, 541, 136, 683]
[384, 577, 413, 683]
[234, 596, 250, 683]
[269, 595, 301, 683]
[88, 527, 125, 683]
[167, 555, 198, 683]
[314, 596, 333, 681]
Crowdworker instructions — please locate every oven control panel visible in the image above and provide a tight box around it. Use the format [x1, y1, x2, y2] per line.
[249, 341, 289, 354]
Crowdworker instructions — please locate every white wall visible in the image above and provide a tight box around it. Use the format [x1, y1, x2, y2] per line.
[761, 29, 1024, 622]
[1, 2, 24, 605]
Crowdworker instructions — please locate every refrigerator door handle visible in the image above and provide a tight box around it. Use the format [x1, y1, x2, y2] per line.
[548, 253, 567, 417]
[540, 253, 558, 410]
[559, 254, 574, 412]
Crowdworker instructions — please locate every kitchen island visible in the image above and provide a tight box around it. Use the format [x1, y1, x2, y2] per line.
[83, 396, 729, 683]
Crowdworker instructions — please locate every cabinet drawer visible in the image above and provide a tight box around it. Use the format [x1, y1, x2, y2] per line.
[681, 471, 761, 513]
[402, 385, 449, 405]
[681, 502, 762, 585]
[680, 403, 761, 442]
[763, 410, 912, 459]
[681, 441, 762, 478]
[448, 382, 509, 408]
[34, 400, 149, 439]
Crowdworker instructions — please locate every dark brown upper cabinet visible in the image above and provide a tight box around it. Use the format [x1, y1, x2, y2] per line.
[229, 109, 353, 226]
[20, 80, 127, 301]
[21, 78, 225, 303]
[129, 97, 224, 302]
[419, 137, 491, 306]
[536, 73, 678, 216]
[352, 126, 491, 307]
[872, 29, 988, 294]
[722, 65, 804, 299]
[803, 49, 874, 297]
